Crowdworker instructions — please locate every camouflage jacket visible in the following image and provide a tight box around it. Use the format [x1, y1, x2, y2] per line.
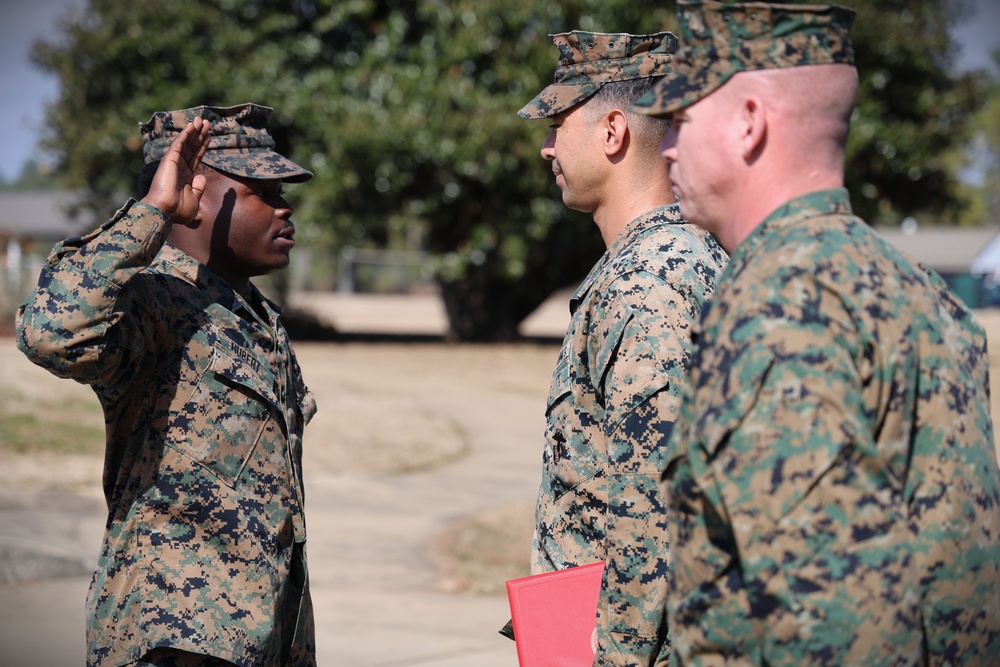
[664, 189, 1000, 666]
[533, 204, 727, 667]
[16, 200, 317, 666]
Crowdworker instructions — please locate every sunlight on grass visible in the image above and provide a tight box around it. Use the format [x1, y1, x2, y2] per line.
[0, 388, 105, 456]
[438, 501, 534, 596]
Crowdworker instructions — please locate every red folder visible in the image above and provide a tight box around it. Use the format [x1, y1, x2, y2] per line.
[506, 561, 606, 667]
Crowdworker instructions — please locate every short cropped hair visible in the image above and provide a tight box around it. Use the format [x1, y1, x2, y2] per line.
[585, 77, 672, 154]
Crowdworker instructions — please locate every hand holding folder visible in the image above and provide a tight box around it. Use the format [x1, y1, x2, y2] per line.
[505, 561, 606, 667]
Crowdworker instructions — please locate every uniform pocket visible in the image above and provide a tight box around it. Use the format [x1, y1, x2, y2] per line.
[543, 344, 601, 500]
[169, 344, 274, 486]
[535, 343, 607, 568]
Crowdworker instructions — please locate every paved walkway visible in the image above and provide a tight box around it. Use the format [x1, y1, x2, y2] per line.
[0, 290, 571, 666]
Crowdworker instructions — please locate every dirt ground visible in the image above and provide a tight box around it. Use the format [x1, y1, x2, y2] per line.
[0, 336, 557, 580]
[0, 330, 560, 665]
[3, 300, 1000, 584]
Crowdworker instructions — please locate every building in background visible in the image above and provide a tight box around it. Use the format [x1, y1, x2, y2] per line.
[0, 191, 97, 319]
[876, 221, 1000, 308]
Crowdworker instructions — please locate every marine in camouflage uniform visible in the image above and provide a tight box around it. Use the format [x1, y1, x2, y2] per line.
[16, 104, 318, 666]
[515, 31, 728, 666]
[633, 2, 1000, 664]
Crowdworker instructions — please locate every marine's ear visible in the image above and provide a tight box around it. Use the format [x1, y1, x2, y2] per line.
[739, 93, 768, 164]
[602, 108, 629, 158]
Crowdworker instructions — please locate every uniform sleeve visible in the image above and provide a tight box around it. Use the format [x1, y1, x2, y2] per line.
[591, 270, 694, 667]
[664, 285, 911, 665]
[16, 199, 172, 387]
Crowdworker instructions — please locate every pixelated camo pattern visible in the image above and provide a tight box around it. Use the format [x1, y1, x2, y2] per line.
[632, 0, 855, 116]
[533, 204, 727, 666]
[141, 103, 312, 183]
[519, 31, 677, 119]
[664, 189, 1000, 665]
[16, 200, 317, 666]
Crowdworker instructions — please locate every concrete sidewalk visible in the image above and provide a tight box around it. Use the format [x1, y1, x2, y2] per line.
[0, 291, 571, 666]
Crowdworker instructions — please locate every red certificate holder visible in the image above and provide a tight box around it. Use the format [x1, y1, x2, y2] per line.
[505, 561, 606, 667]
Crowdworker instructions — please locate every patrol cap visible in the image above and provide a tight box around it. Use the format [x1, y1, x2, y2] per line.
[632, 1, 856, 117]
[519, 30, 678, 119]
[140, 103, 313, 183]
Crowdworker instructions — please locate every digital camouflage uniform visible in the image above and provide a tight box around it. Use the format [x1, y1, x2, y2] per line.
[520, 32, 728, 666]
[16, 104, 317, 667]
[537, 206, 726, 666]
[633, 3, 1000, 665]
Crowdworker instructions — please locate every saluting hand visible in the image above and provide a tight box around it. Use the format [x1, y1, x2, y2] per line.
[140, 118, 211, 224]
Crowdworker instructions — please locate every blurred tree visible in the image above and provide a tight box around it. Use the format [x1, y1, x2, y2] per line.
[960, 48, 1000, 225]
[845, 0, 987, 226]
[296, 0, 678, 339]
[32, 0, 989, 339]
[33, 0, 676, 340]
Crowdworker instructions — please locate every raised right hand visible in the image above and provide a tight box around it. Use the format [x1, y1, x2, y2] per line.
[140, 117, 211, 224]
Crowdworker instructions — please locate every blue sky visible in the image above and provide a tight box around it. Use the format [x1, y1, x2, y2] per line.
[1, 0, 999, 183]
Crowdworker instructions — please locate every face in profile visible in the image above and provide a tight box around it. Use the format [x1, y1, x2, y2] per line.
[658, 91, 735, 238]
[539, 103, 605, 213]
[197, 168, 297, 284]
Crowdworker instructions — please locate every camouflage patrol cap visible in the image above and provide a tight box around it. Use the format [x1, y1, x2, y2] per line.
[632, 1, 856, 117]
[141, 103, 313, 183]
[518, 31, 678, 119]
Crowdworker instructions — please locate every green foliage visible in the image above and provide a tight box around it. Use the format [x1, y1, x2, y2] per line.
[301, 0, 679, 338]
[846, 0, 987, 225]
[32, 0, 679, 339]
[31, 0, 993, 338]
[32, 0, 329, 221]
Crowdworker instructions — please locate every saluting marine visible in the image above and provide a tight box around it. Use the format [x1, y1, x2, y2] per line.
[17, 104, 317, 666]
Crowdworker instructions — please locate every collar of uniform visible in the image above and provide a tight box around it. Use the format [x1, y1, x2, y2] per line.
[157, 242, 279, 318]
[721, 187, 854, 283]
[571, 203, 685, 308]
[606, 202, 685, 262]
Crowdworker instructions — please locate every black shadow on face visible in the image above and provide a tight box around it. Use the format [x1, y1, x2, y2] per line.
[208, 187, 237, 272]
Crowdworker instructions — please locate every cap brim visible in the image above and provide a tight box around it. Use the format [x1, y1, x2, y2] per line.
[203, 148, 313, 183]
[518, 83, 601, 119]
